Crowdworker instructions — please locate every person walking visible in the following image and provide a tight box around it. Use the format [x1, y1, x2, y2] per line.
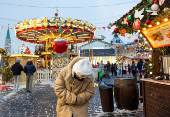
[131, 61, 136, 76]
[98, 60, 104, 81]
[11, 59, 23, 92]
[111, 63, 114, 76]
[118, 62, 122, 76]
[113, 63, 117, 76]
[105, 61, 111, 78]
[24, 59, 36, 93]
[137, 59, 143, 75]
[54, 57, 94, 117]
[128, 63, 131, 75]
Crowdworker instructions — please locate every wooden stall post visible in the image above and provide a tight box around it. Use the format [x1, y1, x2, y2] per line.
[152, 48, 160, 76]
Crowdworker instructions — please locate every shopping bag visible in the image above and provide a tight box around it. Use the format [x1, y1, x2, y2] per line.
[99, 72, 103, 78]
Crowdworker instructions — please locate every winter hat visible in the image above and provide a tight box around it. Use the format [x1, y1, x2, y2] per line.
[16, 59, 21, 63]
[27, 59, 31, 61]
[72, 59, 94, 78]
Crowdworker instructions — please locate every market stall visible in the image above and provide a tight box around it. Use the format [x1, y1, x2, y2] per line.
[8, 54, 39, 85]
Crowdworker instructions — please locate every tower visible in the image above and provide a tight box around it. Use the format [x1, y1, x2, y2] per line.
[5, 24, 11, 54]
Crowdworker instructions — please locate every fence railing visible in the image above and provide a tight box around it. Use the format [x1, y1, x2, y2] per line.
[37, 69, 53, 82]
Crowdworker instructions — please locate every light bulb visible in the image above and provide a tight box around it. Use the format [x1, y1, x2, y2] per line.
[150, 48, 152, 50]
[149, 55, 151, 57]
[150, 72, 152, 74]
[138, 30, 140, 32]
[140, 34, 142, 37]
[149, 25, 152, 27]
[143, 28, 146, 30]
[157, 22, 160, 25]
[164, 18, 168, 21]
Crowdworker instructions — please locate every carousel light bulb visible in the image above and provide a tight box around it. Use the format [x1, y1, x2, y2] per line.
[157, 22, 160, 25]
[164, 18, 168, 21]
[150, 72, 152, 74]
[138, 30, 140, 32]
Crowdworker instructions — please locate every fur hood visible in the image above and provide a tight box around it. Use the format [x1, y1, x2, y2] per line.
[65, 57, 95, 82]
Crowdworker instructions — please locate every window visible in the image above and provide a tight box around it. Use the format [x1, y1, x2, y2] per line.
[116, 40, 120, 43]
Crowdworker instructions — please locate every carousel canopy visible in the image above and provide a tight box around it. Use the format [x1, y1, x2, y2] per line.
[14, 17, 96, 44]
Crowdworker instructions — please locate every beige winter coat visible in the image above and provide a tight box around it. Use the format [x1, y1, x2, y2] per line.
[54, 57, 95, 117]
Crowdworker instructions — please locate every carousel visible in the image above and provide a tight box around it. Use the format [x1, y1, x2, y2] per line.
[14, 9, 96, 81]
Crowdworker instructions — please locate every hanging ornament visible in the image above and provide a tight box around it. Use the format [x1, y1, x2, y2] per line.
[127, 34, 132, 39]
[134, 8, 144, 20]
[53, 39, 68, 53]
[123, 16, 129, 25]
[114, 28, 119, 33]
[127, 25, 130, 27]
[146, 19, 152, 25]
[119, 28, 126, 37]
[134, 39, 139, 43]
[146, 0, 159, 15]
[164, 7, 170, 13]
[133, 19, 141, 29]
[128, 16, 133, 22]
[159, 0, 165, 6]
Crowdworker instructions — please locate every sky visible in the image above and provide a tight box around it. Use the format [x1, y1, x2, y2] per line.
[0, 0, 139, 54]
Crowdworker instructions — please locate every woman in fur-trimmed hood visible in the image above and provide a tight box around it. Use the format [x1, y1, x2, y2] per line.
[54, 57, 95, 117]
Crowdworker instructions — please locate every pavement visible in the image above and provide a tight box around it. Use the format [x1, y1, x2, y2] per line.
[0, 71, 143, 117]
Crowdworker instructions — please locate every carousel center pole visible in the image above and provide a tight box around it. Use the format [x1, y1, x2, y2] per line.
[46, 39, 48, 69]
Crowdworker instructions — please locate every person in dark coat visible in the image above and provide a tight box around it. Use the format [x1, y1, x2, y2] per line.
[128, 64, 131, 75]
[113, 63, 117, 76]
[105, 61, 111, 78]
[11, 59, 23, 92]
[137, 59, 143, 75]
[111, 63, 114, 76]
[24, 59, 36, 93]
[131, 61, 136, 76]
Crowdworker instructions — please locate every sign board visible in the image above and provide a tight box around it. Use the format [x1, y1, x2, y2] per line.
[142, 20, 170, 48]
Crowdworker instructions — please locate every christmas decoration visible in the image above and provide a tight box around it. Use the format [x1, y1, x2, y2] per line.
[119, 28, 126, 37]
[127, 34, 132, 39]
[133, 19, 141, 29]
[146, 0, 160, 15]
[134, 8, 144, 20]
[114, 28, 119, 33]
[123, 16, 129, 25]
[24, 46, 31, 54]
[2, 58, 13, 83]
[159, 0, 165, 6]
[128, 16, 133, 22]
[146, 19, 152, 25]
[134, 39, 139, 43]
[164, 7, 170, 13]
[53, 39, 68, 53]
[144, 57, 153, 78]
[55, 7, 59, 17]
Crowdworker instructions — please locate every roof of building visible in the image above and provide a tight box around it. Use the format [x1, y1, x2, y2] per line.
[6, 28, 10, 39]
[110, 35, 124, 45]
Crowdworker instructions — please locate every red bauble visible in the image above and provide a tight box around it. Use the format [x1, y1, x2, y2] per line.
[134, 39, 139, 43]
[55, 13, 58, 17]
[154, 0, 158, 4]
[53, 39, 68, 53]
[114, 28, 119, 33]
[127, 25, 130, 27]
[146, 20, 152, 25]
[126, 19, 129, 22]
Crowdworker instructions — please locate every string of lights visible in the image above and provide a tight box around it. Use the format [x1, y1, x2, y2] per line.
[0, 1, 138, 8]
